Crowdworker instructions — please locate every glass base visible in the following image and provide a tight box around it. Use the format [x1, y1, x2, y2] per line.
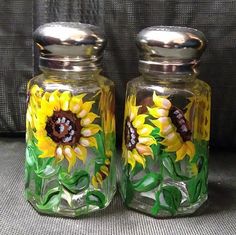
[125, 193, 208, 218]
[26, 188, 116, 218]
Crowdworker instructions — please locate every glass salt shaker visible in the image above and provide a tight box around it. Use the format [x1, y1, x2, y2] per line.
[25, 22, 116, 217]
[120, 26, 211, 217]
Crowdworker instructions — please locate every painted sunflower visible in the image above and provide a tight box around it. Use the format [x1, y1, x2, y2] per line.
[184, 95, 210, 141]
[123, 95, 156, 170]
[148, 92, 195, 162]
[27, 86, 101, 172]
[99, 84, 116, 134]
[91, 84, 115, 188]
[26, 84, 44, 131]
[91, 153, 111, 188]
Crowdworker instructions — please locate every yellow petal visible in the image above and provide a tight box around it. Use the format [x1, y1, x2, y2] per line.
[136, 143, 153, 157]
[74, 144, 87, 163]
[37, 137, 55, 152]
[38, 141, 56, 158]
[55, 146, 64, 162]
[26, 108, 33, 128]
[41, 93, 54, 117]
[34, 118, 46, 131]
[185, 141, 195, 160]
[77, 101, 95, 118]
[151, 118, 175, 136]
[80, 136, 98, 148]
[151, 117, 172, 128]
[105, 150, 112, 158]
[100, 166, 109, 176]
[60, 91, 71, 111]
[176, 143, 187, 161]
[138, 136, 156, 146]
[132, 114, 147, 129]
[188, 163, 198, 176]
[63, 146, 76, 172]
[127, 151, 136, 170]
[160, 124, 176, 136]
[30, 85, 43, 97]
[96, 172, 103, 185]
[153, 92, 171, 109]
[37, 108, 48, 120]
[91, 176, 99, 188]
[161, 132, 182, 146]
[81, 124, 101, 137]
[81, 112, 99, 126]
[38, 152, 54, 158]
[165, 141, 183, 152]
[35, 128, 47, 139]
[132, 149, 146, 168]
[30, 96, 38, 108]
[69, 94, 85, 114]
[147, 107, 169, 118]
[34, 112, 47, 131]
[137, 124, 154, 136]
[105, 158, 111, 165]
[129, 105, 139, 121]
[49, 90, 61, 111]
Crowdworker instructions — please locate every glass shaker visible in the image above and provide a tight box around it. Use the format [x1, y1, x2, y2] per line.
[120, 26, 211, 217]
[25, 22, 116, 217]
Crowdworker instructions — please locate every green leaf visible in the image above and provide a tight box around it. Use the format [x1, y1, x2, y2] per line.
[200, 172, 208, 195]
[92, 132, 108, 173]
[41, 187, 61, 205]
[132, 172, 162, 192]
[187, 150, 208, 203]
[191, 140, 208, 163]
[37, 193, 61, 211]
[150, 143, 161, 159]
[59, 170, 90, 194]
[162, 156, 189, 181]
[94, 132, 105, 157]
[151, 191, 161, 216]
[25, 147, 35, 167]
[35, 163, 59, 179]
[26, 143, 41, 168]
[151, 202, 160, 216]
[162, 186, 182, 214]
[86, 190, 106, 209]
[130, 162, 144, 178]
[187, 177, 202, 203]
[151, 127, 161, 139]
[123, 174, 134, 205]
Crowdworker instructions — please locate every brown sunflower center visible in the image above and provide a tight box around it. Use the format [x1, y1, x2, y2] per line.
[46, 110, 82, 145]
[125, 118, 138, 151]
[169, 106, 192, 142]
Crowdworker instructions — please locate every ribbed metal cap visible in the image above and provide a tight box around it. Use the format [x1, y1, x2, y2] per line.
[34, 22, 106, 71]
[136, 26, 207, 74]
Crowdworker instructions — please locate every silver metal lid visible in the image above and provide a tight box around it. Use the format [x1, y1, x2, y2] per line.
[136, 26, 207, 74]
[34, 22, 106, 71]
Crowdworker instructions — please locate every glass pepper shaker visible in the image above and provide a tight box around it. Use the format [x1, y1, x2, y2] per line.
[25, 22, 116, 217]
[120, 26, 211, 217]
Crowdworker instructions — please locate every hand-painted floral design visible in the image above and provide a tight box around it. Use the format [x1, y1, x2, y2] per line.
[25, 81, 116, 216]
[121, 88, 210, 218]
[99, 85, 116, 134]
[26, 84, 43, 132]
[122, 95, 156, 170]
[90, 84, 116, 188]
[91, 154, 111, 188]
[185, 95, 211, 141]
[148, 92, 195, 162]
[27, 85, 101, 172]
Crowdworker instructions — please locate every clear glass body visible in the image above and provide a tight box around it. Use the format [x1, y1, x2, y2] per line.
[120, 71, 211, 217]
[25, 68, 116, 217]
